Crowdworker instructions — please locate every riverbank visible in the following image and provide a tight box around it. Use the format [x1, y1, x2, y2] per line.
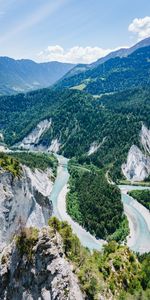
[121, 187, 150, 253]
[56, 183, 105, 251]
[53, 157, 150, 253]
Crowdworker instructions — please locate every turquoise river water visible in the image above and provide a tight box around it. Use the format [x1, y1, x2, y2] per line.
[49, 155, 150, 253]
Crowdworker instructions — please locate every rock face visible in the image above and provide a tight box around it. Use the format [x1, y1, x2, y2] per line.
[0, 165, 53, 251]
[140, 123, 150, 155]
[88, 142, 100, 156]
[48, 138, 61, 153]
[122, 124, 150, 182]
[17, 119, 61, 153]
[18, 119, 52, 150]
[122, 145, 150, 181]
[87, 137, 106, 156]
[0, 227, 83, 300]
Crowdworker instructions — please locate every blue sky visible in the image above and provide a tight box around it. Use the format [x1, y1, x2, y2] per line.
[0, 0, 150, 63]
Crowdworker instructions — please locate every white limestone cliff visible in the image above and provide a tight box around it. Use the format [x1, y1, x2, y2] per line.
[122, 145, 150, 181]
[140, 123, 150, 154]
[122, 124, 150, 182]
[18, 119, 52, 150]
[0, 165, 53, 252]
[48, 138, 61, 153]
[88, 137, 106, 156]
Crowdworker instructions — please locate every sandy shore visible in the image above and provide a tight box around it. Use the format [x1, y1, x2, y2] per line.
[57, 184, 106, 251]
[123, 202, 139, 247]
[122, 189, 150, 252]
[122, 189, 150, 230]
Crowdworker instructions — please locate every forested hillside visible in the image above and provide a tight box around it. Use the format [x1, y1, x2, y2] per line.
[56, 46, 150, 95]
[0, 87, 150, 180]
[60, 37, 150, 81]
[67, 162, 128, 241]
[0, 57, 74, 95]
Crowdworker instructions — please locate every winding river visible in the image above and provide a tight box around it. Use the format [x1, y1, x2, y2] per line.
[119, 185, 150, 253]
[50, 155, 150, 253]
[50, 155, 105, 251]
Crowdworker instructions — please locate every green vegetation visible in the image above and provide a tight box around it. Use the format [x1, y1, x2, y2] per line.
[48, 217, 150, 299]
[67, 163, 127, 241]
[9, 151, 58, 176]
[0, 152, 58, 177]
[1, 85, 150, 181]
[0, 152, 20, 176]
[119, 180, 150, 187]
[16, 227, 39, 261]
[128, 189, 150, 210]
[107, 217, 129, 243]
[0, 88, 72, 145]
[0, 57, 74, 95]
[56, 46, 150, 95]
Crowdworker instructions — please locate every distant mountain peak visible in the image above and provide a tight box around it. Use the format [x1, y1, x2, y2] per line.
[0, 58, 75, 95]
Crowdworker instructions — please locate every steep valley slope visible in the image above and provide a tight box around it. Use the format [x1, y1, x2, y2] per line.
[0, 58, 74, 95]
[56, 46, 150, 96]
[0, 87, 150, 181]
[0, 152, 57, 251]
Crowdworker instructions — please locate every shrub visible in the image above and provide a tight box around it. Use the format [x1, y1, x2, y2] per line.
[16, 227, 39, 261]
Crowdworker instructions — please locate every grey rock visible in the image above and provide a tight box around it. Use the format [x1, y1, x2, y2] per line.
[140, 123, 150, 155]
[0, 227, 84, 300]
[122, 145, 150, 181]
[0, 165, 53, 251]
[17, 119, 52, 151]
[122, 124, 150, 182]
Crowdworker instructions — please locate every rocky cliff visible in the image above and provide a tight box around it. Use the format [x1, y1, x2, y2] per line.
[17, 119, 61, 153]
[122, 124, 150, 181]
[140, 123, 150, 155]
[0, 226, 83, 300]
[0, 165, 53, 251]
[18, 119, 52, 150]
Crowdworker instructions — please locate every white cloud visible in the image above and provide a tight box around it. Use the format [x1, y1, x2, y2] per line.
[128, 16, 150, 40]
[37, 45, 126, 64]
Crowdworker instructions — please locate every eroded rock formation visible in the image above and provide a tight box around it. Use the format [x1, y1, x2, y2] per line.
[0, 165, 53, 251]
[0, 227, 83, 300]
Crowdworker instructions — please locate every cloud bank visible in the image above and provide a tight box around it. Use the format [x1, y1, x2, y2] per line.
[128, 16, 150, 40]
[37, 16, 150, 64]
[37, 45, 123, 64]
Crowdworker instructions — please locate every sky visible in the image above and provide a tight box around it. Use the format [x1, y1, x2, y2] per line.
[0, 0, 150, 64]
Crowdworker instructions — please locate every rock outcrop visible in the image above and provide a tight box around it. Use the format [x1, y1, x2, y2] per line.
[140, 123, 150, 155]
[0, 165, 53, 251]
[17, 119, 61, 153]
[0, 227, 83, 300]
[48, 139, 61, 153]
[88, 142, 101, 156]
[87, 137, 106, 156]
[122, 124, 150, 182]
[122, 145, 150, 181]
[18, 119, 52, 150]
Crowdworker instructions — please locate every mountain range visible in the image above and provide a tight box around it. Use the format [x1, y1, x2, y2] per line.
[0, 37, 150, 182]
[62, 36, 150, 78]
[56, 40, 150, 95]
[0, 37, 150, 96]
[0, 34, 150, 300]
[0, 58, 74, 95]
